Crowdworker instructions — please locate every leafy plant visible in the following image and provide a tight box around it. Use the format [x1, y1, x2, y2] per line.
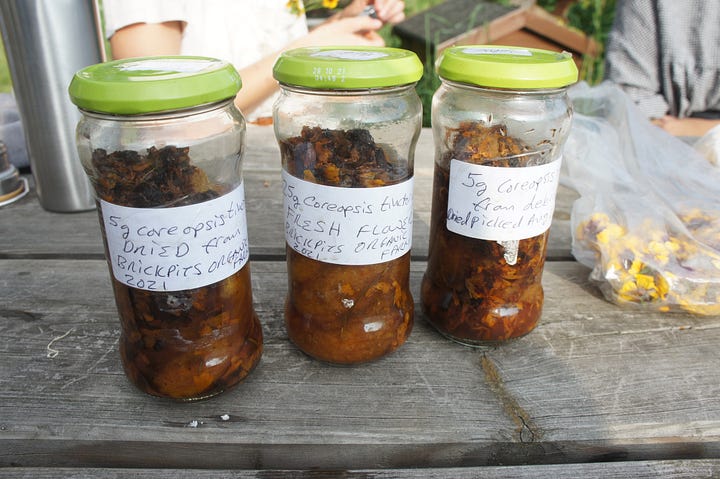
[537, 0, 617, 84]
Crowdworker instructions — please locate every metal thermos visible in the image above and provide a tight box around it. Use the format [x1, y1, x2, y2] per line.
[0, 0, 101, 212]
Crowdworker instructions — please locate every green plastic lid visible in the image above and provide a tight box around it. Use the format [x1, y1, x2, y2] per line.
[68, 56, 242, 115]
[273, 46, 423, 89]
[437, 45, 579, 89]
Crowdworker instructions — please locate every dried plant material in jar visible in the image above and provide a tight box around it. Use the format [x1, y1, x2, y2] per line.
[280, 126, 413, 364]
[421, 121, 550, 343]
[91, 145, 262, 400]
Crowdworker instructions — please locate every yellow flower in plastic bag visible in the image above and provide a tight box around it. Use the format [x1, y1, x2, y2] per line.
[576, 209, 720, 315]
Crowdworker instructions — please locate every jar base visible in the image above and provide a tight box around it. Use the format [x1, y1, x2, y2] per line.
[120, 312, 263, 401]
[287, 333, 408, 366]
[424, 317, 536, 349]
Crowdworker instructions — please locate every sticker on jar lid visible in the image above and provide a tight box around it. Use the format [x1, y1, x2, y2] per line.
[447, 158, 561, 241]
[282, 170, 413, 265]
[119, 58, 218, 73]
[100, 183, 250, 292]
[310, 50, 389, 61]
[462, 47, 533, 57]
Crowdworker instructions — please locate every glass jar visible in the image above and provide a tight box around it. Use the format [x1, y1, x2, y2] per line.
[272, 47, 423, 364]
[421, 46, 578, 346]
[68, 56, 262, 399]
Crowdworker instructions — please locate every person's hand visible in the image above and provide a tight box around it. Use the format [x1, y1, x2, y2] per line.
[652, 115, 720, 137]
[373, 0, 406, 24]
[338, 0, 406, 24]
[293, 16, 385, 48]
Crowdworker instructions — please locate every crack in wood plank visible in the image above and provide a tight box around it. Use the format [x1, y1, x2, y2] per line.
[0, 309, 42, 322]
[481, 353, 542, 443]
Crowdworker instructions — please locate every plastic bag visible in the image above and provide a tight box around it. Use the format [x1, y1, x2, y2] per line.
[562, 81, 720, 315]
[694, 123, 720, 166]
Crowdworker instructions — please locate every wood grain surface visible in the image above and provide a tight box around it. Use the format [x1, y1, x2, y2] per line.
[1, 126, 717, 476]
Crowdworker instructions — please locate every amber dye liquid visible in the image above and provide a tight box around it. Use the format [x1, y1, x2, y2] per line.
[113, 267, 262, 399]
[279, 126, 414, 364]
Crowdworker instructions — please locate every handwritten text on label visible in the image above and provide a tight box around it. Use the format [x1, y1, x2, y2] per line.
[447, 158, 561, 241]
[282, 170, 413, 265]
[101, 183, 250, 292]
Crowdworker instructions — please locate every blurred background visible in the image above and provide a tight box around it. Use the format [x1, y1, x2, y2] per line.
[0, 0, 616, 126]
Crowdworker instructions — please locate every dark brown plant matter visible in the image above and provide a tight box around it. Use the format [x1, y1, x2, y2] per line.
[422, 122, 548, 344]
[279, 126, 413, 364]
[91, 145, 262, 400]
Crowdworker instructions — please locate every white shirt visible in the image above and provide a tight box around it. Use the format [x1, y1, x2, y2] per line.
[103, 0, 309, 120]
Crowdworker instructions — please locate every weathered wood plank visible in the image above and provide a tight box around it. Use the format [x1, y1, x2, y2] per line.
[0, 126, 575, 261]
[1, 259, 718, 469]
[2, 460, 720, 478]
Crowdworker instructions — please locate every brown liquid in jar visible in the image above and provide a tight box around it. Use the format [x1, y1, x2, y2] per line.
[91, 145, 262, 400]
[421, 122, 549, 344]
[280, 126, 413, 364]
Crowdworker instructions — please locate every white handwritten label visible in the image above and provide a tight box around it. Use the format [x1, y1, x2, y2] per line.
[282, 170, 413, 265]
[447, 158, 561, 241]
[100, 184, 250, 292]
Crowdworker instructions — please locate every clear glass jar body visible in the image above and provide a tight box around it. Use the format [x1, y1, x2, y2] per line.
[274, 84, 422, 364]
[421, 80, 573, 346]
[75, 100, 262, 399]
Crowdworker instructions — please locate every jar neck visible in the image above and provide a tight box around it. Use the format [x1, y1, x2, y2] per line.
[278, 83, 417, 96]
[440, 78, 567, 97]
[79, 98, 235, 121]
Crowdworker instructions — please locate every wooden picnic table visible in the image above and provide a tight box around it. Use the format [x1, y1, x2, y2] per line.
[1, 125, 719, 478]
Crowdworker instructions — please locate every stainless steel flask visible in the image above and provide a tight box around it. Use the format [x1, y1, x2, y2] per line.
[0, 0, 101, 212]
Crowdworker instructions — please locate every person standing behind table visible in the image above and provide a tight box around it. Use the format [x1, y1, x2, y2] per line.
[103, 0, 406, 124]
[604, 0, 720, 137]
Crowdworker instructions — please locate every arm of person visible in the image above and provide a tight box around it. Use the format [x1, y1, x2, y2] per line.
[652, 116, 720, 137]
[109, 21, 184, 58]
[233, 15, 385, 115]
[108, 3, 396, 119]
[604, 0, 669, 119]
